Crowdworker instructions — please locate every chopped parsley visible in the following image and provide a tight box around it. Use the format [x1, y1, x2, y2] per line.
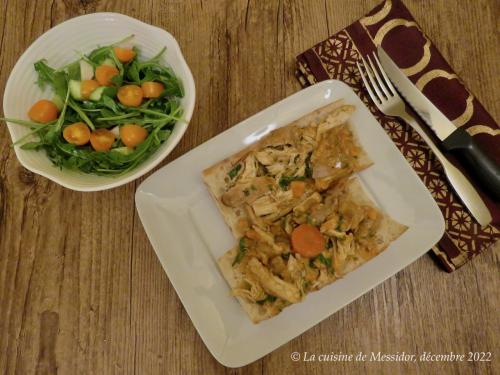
[279, 175, 306, 190]
[317, 253, 332, 270]
[232, 238, 247, 266]
[336, 214, 344, 231]
[256, 294, 277, 305]
[228, 163, 242, 179]
[310, 253, 333, 273]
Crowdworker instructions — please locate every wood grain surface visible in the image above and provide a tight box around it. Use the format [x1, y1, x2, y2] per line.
[0, 1, 498, 374]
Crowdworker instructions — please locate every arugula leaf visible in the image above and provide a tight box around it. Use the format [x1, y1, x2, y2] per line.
[68, 99, 95, 131]
[34, 60, 67, 98]
[101, 95, 120, 113]
[157, 129, 172, 141]
[88, 46, 112, 65]
[66, 61, 81, 80]
[1, 118, 55, 128]
[96, 112, 139, 122]
[126, 60, 141, 82]
[110, 74, 123, 87]
[33, 60, 56, 88]
[20, 142, 43, 150]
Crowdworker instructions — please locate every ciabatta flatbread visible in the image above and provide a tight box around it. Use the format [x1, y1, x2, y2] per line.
[217, 177, 407, 323]
[203, 100, 372, 238]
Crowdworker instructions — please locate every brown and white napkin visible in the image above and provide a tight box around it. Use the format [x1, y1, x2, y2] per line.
[296, 0, 499, 271]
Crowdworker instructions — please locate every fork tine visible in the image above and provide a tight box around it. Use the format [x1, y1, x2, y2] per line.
[359, 55, 385, 102]
[366, 54, 389, 98]
[372, 52, 396, 96]
[356, 61, 380, 104]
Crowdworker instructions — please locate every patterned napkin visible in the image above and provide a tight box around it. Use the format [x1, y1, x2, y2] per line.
[295, 0, 499, 271]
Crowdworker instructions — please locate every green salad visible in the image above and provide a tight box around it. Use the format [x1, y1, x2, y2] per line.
[2, 35, 184, 175]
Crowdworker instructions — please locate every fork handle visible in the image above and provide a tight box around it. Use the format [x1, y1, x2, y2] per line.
[401, 114, 492, 227]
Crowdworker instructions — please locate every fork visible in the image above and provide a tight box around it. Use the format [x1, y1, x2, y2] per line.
[357, 52, 491, 227]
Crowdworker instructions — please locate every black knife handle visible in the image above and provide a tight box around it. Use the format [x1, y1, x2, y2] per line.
[442, 128, 500, 200]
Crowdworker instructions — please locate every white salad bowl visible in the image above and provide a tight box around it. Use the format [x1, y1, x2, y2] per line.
[3, 12, 195, 191]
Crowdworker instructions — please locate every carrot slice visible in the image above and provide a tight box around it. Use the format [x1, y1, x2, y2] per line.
[290, 180, 306, 197]
[291, 224, 326, 258]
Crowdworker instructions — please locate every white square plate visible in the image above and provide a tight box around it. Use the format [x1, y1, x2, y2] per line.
[135, 80, 444, 367]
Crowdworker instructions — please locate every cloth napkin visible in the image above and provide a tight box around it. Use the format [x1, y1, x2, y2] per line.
[296, 0, 499, 271]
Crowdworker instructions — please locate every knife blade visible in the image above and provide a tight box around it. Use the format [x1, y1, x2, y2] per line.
[378, 47, 500, 201]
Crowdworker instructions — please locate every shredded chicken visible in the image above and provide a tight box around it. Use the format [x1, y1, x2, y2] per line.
[233, 273, 267, 303]
[355, 207, 381, 244]
[244, 204, 268, 230]
[333, 233, 357, 274]
[246, 246, 270, 265]
[255, 146, 301, 177]
[221, 176, 275, 207]
[286, 255, 305, 284]
[261, 190, 296, 222]
[311, 268, 331, 290]
[336, 200, 365, 232]
[247, 258, 301, 303]
[308, 203, 332, 225]
[255, 147, 294, 166]
[320, 215, 346, 238]
[300, 125, 318, 149]
[252, 195, 278, 216]
[269, 256, 287, 275]
[239, 153, 258, 182]
[293, 192, 322, 214]
[283, 214, 294, 235]
[252, 225, 285, 254]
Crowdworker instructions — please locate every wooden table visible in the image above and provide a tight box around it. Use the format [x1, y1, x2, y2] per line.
[0, 1, 498, 374]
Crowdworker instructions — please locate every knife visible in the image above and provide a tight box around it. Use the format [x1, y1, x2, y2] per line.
[377, 47, 500, 202]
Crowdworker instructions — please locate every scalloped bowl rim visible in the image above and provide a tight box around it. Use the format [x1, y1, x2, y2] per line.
[3, 12, 196, 191]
